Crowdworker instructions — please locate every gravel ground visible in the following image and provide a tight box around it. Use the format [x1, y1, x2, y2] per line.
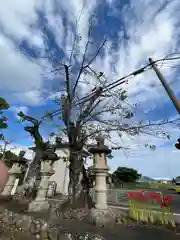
[0, 219, 180, 240]
[0, 197, 180, 240]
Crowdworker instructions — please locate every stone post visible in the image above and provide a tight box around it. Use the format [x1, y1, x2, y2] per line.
[89, 136, 110, 210]
[28, 160, 54, 212]
[1, 162, 22, 196]
[89, 136, 115, 226]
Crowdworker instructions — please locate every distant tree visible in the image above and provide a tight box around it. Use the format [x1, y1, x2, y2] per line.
[0, 97, 9, 161]
[0, 149, 28, 185]
[0, 150, 18, 168]
[112, 167, 141, 183]
[172, 178, 176, 185]
[175, 176, 180, 183]
[0, 97, 9, 130]
[0, 135, 13, 162]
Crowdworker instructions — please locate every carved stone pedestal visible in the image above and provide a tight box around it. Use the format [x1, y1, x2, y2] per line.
[28, 200, 50, 212]
[89, 207, 116, 227]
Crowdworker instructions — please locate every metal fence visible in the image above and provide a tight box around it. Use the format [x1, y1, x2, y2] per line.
[90, 189, 130, 206]
[90, 188, 163, 206]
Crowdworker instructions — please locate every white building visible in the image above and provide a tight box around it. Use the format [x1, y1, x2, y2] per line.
[50, 144, 70, 195]
[27, 142, 90, 196]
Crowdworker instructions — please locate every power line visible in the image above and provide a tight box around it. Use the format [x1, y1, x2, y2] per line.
[102, 55, 180, 94]
[42, 68, 148, 120]
[41, 55, 180, 121]
[102, 66, 150, 93]
[41, 91, 97, 120]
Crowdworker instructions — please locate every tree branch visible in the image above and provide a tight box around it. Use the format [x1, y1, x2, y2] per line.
[64, 65, 71, 103]
[17, 112, 40, 126]
[68, 2, 86, 66]
[76, 88, 102, 125]
[84, 39, 107, 68]
[71, 25, 92, 100]
[84, 118, 179, 141]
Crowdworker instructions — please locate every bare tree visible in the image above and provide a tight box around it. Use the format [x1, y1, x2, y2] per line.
[17, 112, 59, 182]
[0, 134, 13, 162]
[15, 8, 178, 206]
[37, 13, 180, 207]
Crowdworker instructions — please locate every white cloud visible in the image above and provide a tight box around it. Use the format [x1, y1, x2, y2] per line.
[89, 0, 180, 112]
[10, 106, 29, 121]
[13, 90, 44, 106]
[0, 143, 34, 161]
[0, 0, 49, 106]
[106, 0, 115, 5]
[11, 147, 34, 161]
[0, 34, 46, 106]
[106, 119, 179, 149]
[43, 0, 99, 60]
[105, 120, 180, 178]
[0, 0, 43, 46]
[110, 145, 180, 179]
[0, 0, 180, 177]
[0, 0, 100, 105]
[1, 0, 179, 107]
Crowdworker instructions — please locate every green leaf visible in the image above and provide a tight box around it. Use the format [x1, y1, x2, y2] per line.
[150, 145, 156, 151]
[19, 118, 25, 123]
[0, 120, 7, 129]
[0, 97, 9, 110]
[98, 72, 104, 78]
[167, 135, 171, 140]
[125, 111, 134, 119]
[17, 111, 25, 118]
[119, 89, 127, 101]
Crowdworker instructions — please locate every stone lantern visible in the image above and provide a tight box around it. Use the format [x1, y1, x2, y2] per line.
[89, 136, 111, 210]
[88, 136, 116, 226]
[28, 159, 56, 212]
[1, 160, 24, 196]
[28, 144, 59, 212]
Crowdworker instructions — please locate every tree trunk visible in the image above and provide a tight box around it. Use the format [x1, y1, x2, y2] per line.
[68, 151, 90, 208]
[1, 142, 7, 162]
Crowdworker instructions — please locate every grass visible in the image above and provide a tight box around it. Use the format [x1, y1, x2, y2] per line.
[113, 182, 174, 192]
[149, 183, 174, 190]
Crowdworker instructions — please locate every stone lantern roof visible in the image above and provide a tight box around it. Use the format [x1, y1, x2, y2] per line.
[88, 136, 111, 155]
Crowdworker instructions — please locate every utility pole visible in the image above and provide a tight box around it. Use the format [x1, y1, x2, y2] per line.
[149, 58, 180, 114]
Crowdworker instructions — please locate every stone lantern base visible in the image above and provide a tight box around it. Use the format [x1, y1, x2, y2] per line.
[28, 200, 50, 212]
[89, 207, 116, 227]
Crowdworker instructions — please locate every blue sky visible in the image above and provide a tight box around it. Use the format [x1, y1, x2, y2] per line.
[0, 0, 180, 179]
